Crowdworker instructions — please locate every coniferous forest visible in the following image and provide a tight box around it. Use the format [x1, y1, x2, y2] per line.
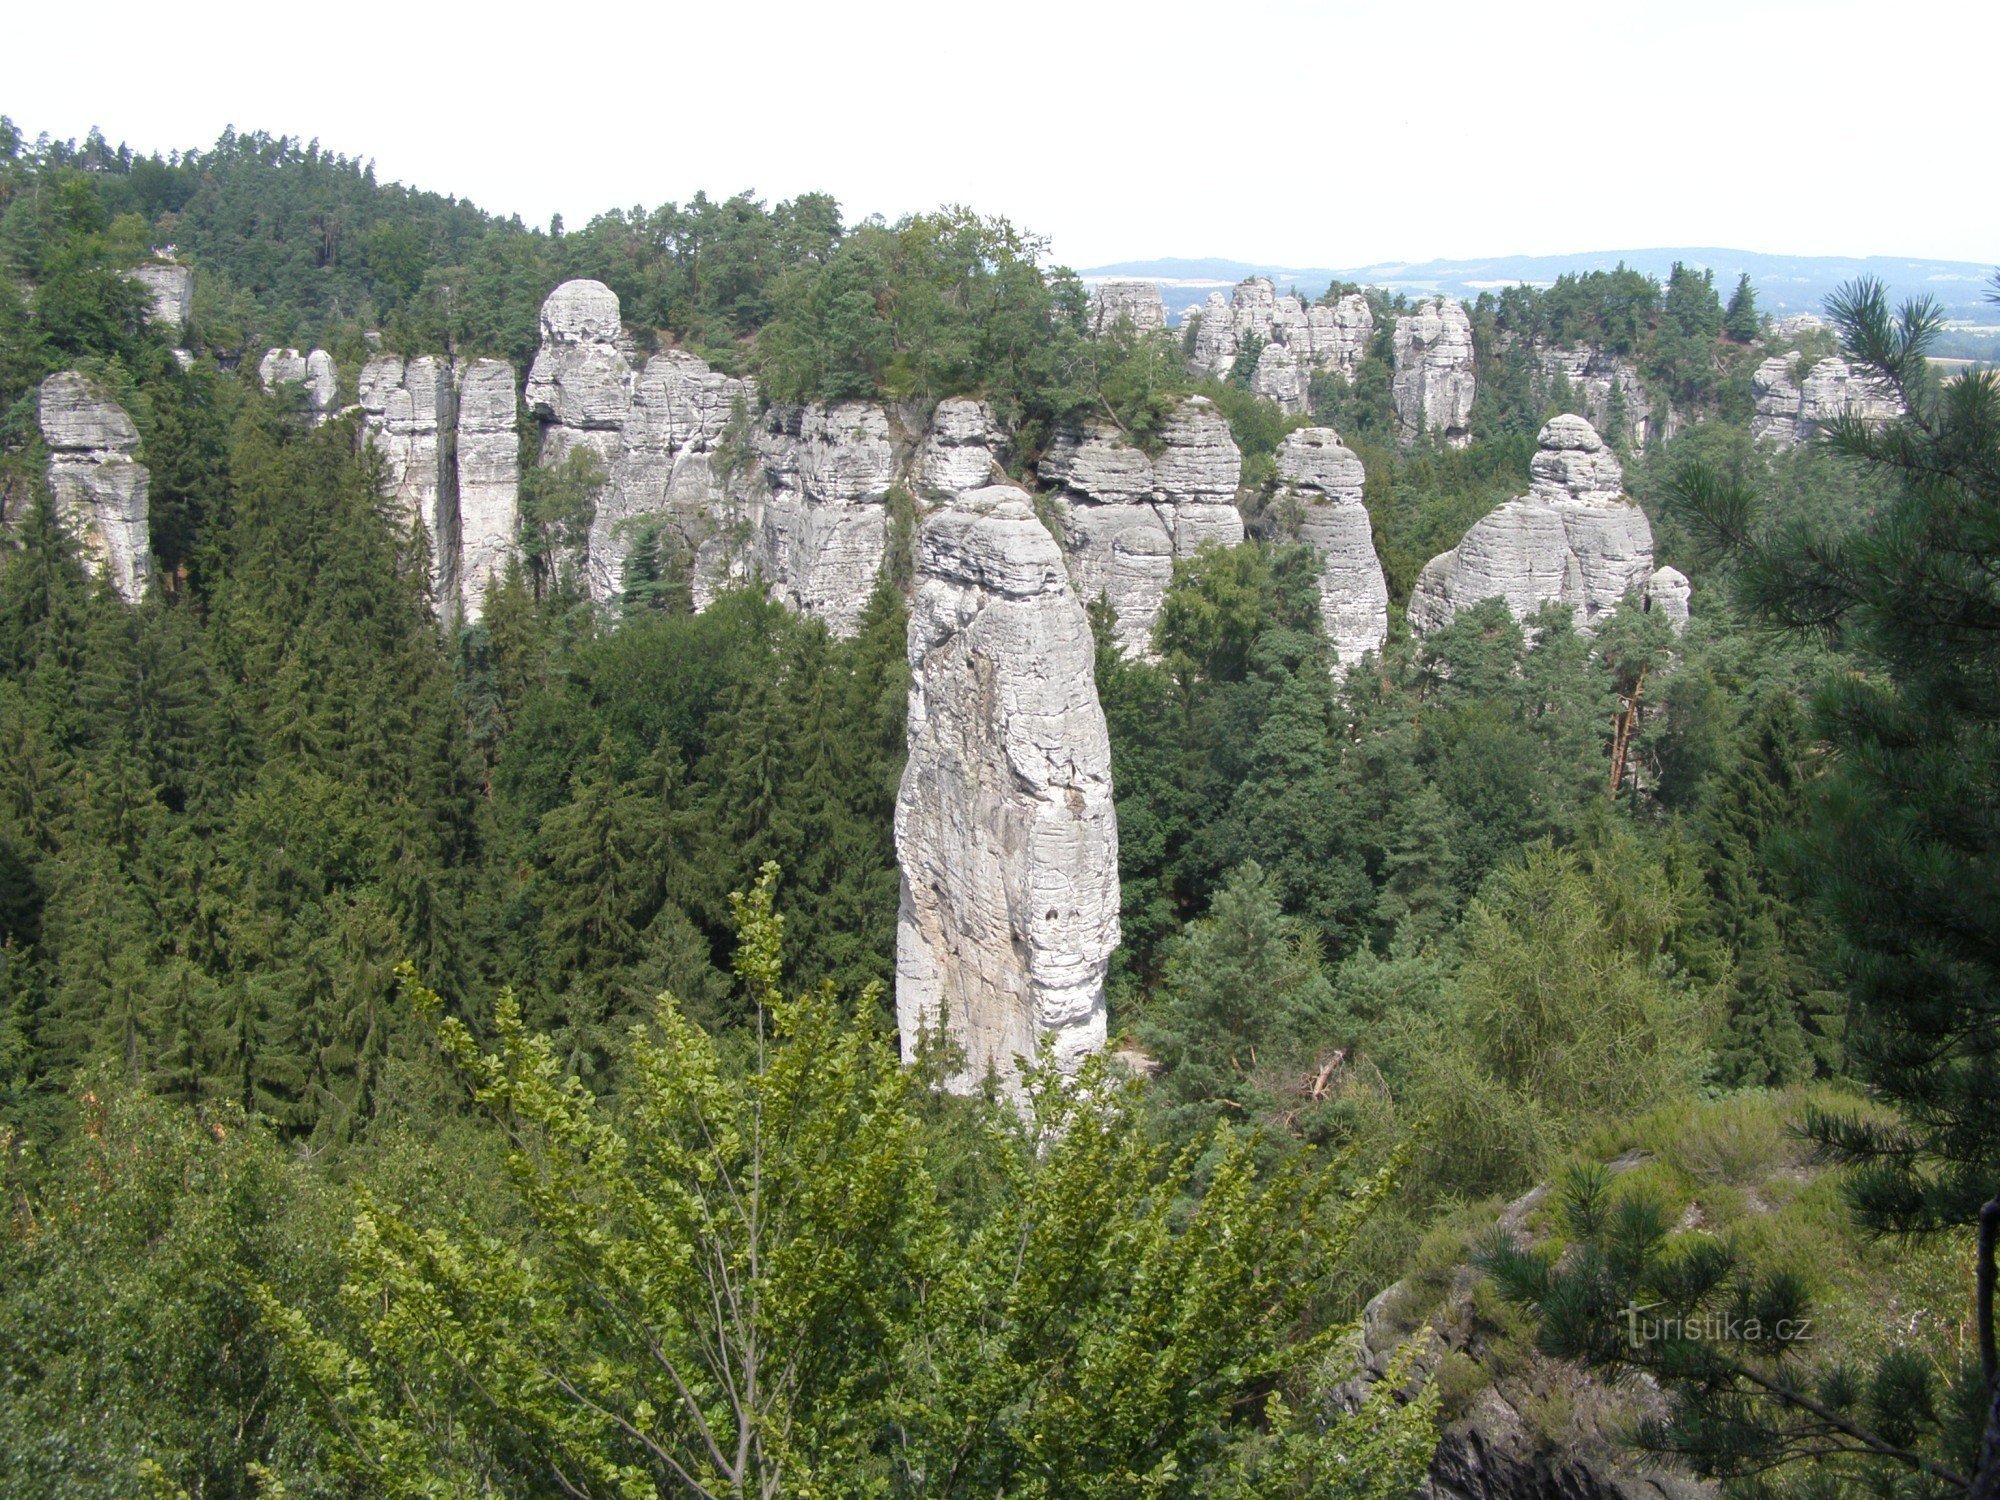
[1, 120, 1997, 1499]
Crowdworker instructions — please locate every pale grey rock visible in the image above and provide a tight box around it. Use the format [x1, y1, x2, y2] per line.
[1770, 312, 1830, 342]
[1409, 415, 1659, 636]
[1392, 296, 1477, 446]
[1046, 397, 1245, 656]
[746, 401, 898, 636]
[1088, 280, 1166, 336]
[259, 347, 339, 421]
[1753, 354, 1901, 446]
[1536, 344, 1657, 449]
[525, 279, 633, 431]
[124, 262, 192, 333]
[38, 372, 152, 602]
[1751, 356, 1803, 445]
[1187, 289, 1240, 379]
[1646, 564, 1691, 635]
[357, 354, 454, 532]
[1185, 279, 1372, 415]
[895, 486, 1118, 1094]
[456, 358, 520, 624]
[1275, 428, 1387, 675]
[915, 397, 1003, 499]
[1252, 340, 1310, 412]
[1307, 293, 1375, 383]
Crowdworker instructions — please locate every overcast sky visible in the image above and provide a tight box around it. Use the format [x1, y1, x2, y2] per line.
[5, 0, 1992, 270]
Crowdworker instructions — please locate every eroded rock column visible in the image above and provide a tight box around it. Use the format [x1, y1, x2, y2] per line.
[894, 486, 1120, 1093]
[38, 372, 153, 603]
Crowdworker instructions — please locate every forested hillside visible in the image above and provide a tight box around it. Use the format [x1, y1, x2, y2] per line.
[1, 119, 1994, 1500]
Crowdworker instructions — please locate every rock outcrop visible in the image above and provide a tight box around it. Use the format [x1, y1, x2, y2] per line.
[1409, 415, 1681, 637]
[747, 402, 899, 637]
[1392, 296, 1477, 446]
[454, 359, 520, 623]
[1534, 344, 1658, 449]
[1752, 353, 1902, 446]
[1087, 280, 1167, 336]
[1273, 428, 1388, 676]
[124, 261, 192, 333]
[894, 486, 1119, 1094]
[1186, 277, 1374, 414]
[37, 372, 153, 602]
[914, 397, 1004, 500]
[259, 347, 339, 422]
[1044, 396, 1245, 656]
[358, 354, 455, 533]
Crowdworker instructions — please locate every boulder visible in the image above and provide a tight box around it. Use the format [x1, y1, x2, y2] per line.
[1408, 415, 1664, 636]
[1392, 296, 1477, 446]
[37, 372, 153, 603]
[894, 486, 1119, 1094]
[1275, 428, 1388, 676]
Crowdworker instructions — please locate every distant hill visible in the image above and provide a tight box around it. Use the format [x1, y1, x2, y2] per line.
[1078, 250, 1999, 353]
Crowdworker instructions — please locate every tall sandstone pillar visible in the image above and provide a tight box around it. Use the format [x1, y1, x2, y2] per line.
[894, 487, 1120, 1094]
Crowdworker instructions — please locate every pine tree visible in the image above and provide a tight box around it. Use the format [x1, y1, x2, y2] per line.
[1724, 271, 1759, 342]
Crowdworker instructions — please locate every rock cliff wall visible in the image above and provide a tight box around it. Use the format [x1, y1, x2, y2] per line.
[1752, 353, 1902, 446]
[1274, 428, 1389, 676]
[1392, 296, 1477, 447]
[894, 486, 1120, 1093]
[124, 261, 193, 334]
[259, 347, 340, 423]
[38, 372, 153, 603]
[1185, 276, 1374, 415]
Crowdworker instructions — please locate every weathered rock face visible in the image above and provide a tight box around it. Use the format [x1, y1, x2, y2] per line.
[1186, 277, 1374, 414]
[259, 347, 339, 421]
[358, 354, 455, 533]
[1753, 353, 1901, 446]
[894, 486, 1119, 1093]
[124, 262, 193, 333]
[1645, 564, 1691, 634]
[1274, 428, 1387, 676]
[1392, 297, 1476, 447]
[746, 401, 899, 636]
[455, 358, 520, 624]
[1044, 396, 1245, 656]
[1534, 344, 1657, 449]
[914, 397, 1004, 500]
[38, 372, 152, 602]
[1088, 280, 1167, 336]
[1409, 415, 1673, 636]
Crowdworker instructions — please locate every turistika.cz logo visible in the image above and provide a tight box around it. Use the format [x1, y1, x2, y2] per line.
[1621, 1302, 1813, 1349]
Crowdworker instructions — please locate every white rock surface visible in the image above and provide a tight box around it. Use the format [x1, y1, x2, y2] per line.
[124, 262, 192, 333]
[1753, 354, 1902, 446]
[1088, 280, 1167, 336]
[1408, 415, 1661, 636]
[895, 486, 1119, 1094]
[357, 354, 454, 532]
[1275, 428, 1388, 675]
[915, 397, 1003, 499]
[525, 280, 633, 432]
[1392, 297, 1476, 446]
[1045, 396, 1245, 656]
[1185, 278, 1375, 414]
[455, 358, 520, 624]
[259, 347, 339, 421]
[1645, 564, 1691, 634]
[38, 372, 152, 602]
[1535, 343, 1657, 449]
[749, 402, 898, 636]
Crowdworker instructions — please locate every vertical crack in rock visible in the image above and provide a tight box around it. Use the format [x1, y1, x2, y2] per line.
[894, 486, 1120, 1096]
[1409, 414, 1686, 636]
[1274, 428, 1388, 677]
[38, 372, 154, 603]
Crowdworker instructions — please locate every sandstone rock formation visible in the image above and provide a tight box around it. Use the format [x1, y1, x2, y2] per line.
[1044, 396, 1245, 656]
[1752, 353, 1902, 446]
[1274, 428, 1388, 676]
[1185, 277, 1374, 415]
[38, 372, 152, 602]
[358, 354, 455, 532]
[894, 486, 1119, 1093]
[1409, 415, 1680, 637]
[124, 261, 192, 333]
[259, 347, 339, 421]
[454, 358, 520, 623]
[747, 401, 899, 637]
[1087, 280, 1167, 336]
[1535, 344, 1658, 449]
[1392, 296, 1476, 446]
[914, 397, 1004, 500]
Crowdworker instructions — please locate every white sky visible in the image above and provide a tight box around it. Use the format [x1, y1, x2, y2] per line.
[4, 0, 1993, 270]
